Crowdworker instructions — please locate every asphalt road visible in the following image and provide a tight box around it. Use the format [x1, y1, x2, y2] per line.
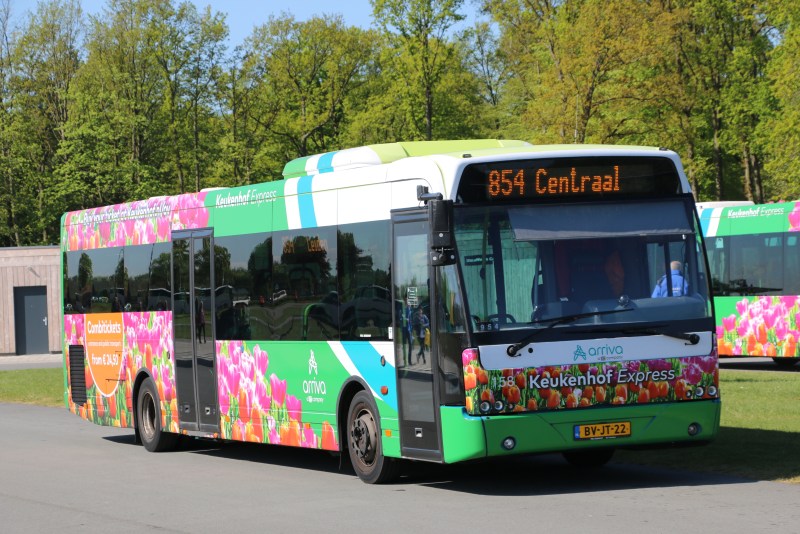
[1, 403, 799, 533]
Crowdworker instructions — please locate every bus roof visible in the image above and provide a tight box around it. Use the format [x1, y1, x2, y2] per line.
[699, 200, 800, 236]
[281, 139, 533, 179]
[695, 200, 754, 212]
[281, 140, 670, 180]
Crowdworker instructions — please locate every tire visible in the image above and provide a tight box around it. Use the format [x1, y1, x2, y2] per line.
[137, 378, 178, 452]
[772, 357, 800, 368]
[563, 448, 615, 468]
[347, 390, 399, 484]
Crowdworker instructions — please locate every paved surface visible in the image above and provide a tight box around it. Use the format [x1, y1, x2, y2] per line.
[2, 403, 800, 533]
[0, 353, 62, 371]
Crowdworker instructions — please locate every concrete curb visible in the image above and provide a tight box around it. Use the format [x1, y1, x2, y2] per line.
[0, 353, 62, 369]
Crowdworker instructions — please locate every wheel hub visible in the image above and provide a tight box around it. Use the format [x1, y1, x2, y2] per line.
[351, 412, 376, 463]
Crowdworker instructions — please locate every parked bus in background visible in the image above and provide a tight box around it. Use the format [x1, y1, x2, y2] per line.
[699, 201, 800, 367]
[695, 201, 754, 212]
[62, 140, 720, 483]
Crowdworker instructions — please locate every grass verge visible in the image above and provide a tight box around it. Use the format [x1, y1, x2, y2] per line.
[616, 369, 800, 484]
[0, 368, 63, 407]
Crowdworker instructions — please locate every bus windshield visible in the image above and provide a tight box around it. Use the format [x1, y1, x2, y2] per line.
[454, 198, 711, 333]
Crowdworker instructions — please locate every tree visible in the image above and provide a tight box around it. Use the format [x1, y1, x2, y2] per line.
[12, 0, 83, 244]
[763, 1, 800, 200]
[0, 0, 21, 246]
[241, 14, 374, 164]
[719, 5, 775, 203]
[372, 0, 465, 140]
[152, 1, 227, 193]
[184, 6, 226, 191]
[485, 0, 669, 144]
[58, 0, 172, 207]
[459, 22, 507, 134]
[342, 36, 486, 144]
[214, 47, 272, 185]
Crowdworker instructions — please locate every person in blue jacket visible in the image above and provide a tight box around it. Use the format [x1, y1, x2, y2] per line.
[652, 261, 689, 297]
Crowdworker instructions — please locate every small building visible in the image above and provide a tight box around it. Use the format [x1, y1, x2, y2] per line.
[0, 246, 61, 355]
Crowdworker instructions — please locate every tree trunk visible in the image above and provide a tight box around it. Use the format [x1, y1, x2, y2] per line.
[193, 98, 200, 192]
[687, 143, 698, 200]
[712, 108, 723, 200]
[742, 146, 753, 201]
[425, 84, 433, 141]
[751, 152, 763, 203]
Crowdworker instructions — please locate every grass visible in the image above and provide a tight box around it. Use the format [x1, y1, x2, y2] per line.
[0, 368, 63, 407]
[0, 367, 797, 483]
[616, 369, 800, 484]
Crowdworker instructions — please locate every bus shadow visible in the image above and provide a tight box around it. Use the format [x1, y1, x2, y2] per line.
[411, 427, 798, 495]
[103, 434, 138, 446]
[720, 358, 800, 372]
[188, 439, 350, 476]
[399, 455, 752, 495]
[102, 427, 794, 494]
[103, 432, 351, 475]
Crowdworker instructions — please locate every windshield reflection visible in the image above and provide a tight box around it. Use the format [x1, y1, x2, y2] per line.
[454, 202, 711, 332]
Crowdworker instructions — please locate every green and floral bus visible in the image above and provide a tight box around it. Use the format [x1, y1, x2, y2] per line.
[700, 201, 800, 367]
[62, 140, 720, 483]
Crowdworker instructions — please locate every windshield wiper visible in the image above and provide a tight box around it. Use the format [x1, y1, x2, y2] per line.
[505, 308, 634, 356]
[618, 324, 700, 345]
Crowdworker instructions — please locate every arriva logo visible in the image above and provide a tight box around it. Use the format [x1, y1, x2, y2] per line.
[588, 344, 624, 358]
[573, 345, 587, 361]
[304, 349, 326, 400]
[308, 350, 318, 375]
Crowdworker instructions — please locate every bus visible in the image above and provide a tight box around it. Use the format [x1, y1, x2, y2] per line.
[699, 200, 800, 367]
[61, 140, 720, 483]
[695, 200, 754, 212]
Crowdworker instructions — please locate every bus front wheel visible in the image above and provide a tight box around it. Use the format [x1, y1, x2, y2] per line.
[136, 377, 178, 452]
[347, 391, 398, 484]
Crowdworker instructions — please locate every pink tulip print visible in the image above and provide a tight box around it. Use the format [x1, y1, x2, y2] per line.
[717, 296, 800, 358]
[217, 340, 338, 451]
[789, 204, 800, 232]
[64, 192, 209, 251]
[462, 354, 718, 415]
[64, 311, 176, 431]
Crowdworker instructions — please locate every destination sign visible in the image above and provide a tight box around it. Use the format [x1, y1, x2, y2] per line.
[457, 156, 681, 202]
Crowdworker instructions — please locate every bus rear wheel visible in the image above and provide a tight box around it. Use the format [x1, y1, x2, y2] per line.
[772, 357, 800, 368]
[563, 448, 615, 468]
[137, 377, 178, 452]
[347, 391, 398, 484]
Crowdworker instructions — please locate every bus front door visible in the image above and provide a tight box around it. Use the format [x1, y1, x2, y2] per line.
[172, 230, 218, 434]
[392, 213, 442, 461]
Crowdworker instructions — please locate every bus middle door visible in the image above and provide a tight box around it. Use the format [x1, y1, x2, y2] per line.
[172, 230, 219, 434]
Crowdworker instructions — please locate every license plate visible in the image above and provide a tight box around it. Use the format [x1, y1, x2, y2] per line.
[574, 421, 631, 440]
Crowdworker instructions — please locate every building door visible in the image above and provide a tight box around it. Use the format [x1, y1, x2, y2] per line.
[172, 230, 218, 433]
[392, 212, 442, 461]
[14, 286, 49, 355]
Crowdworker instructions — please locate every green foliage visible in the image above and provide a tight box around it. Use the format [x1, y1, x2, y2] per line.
[1, 0, 800, 246]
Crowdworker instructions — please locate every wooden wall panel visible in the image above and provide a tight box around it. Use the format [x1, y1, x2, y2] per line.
[0, 247, 61, 355]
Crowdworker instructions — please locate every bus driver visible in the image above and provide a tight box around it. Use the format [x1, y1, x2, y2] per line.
[652, 261, 688, 297]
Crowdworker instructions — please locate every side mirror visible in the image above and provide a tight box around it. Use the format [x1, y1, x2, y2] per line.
[428, 199, 456, 266]
[429, 199, 454, 248]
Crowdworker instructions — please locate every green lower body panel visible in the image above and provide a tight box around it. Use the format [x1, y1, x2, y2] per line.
[440, 400, 720, 464]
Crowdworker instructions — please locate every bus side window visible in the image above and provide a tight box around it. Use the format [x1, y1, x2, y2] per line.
[786, 236, 800, 294]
